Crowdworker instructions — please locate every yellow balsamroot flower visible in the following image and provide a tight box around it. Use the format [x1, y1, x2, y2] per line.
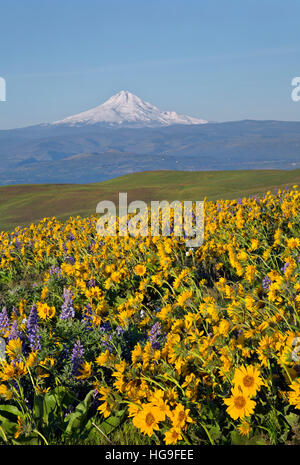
[131, 343, 143, 366]
[85, 286, 104, 300]
[36, 383, 51, 395]
[14, 416, 25, 439]
[224, 385, 256, 420]
[164, 427, 183, 445]
[112, 360, 127, 392]
[39, 357, 55, 371]
[128, 402, 142, 418]
[96, 385, 111, 404]
[217, 319, 231, 336]
[257, 321, 269, 332]
[170, 403, 194, 430]
[139, 279, 148, 291]
[262, 248, 271, 260]
[96, 349, 113, 366]
[156, 304, 172, 321]
[18, 300, 26, 318]
[237, 250, 248, 262]
[244, 265, 257, 284]
[173, 269, 190, 290]
[134, 264, 147, 277]
[244, 295, 257, 312]
[233, 365, 265, 397]
[111, 271, 122, 283]
[286, 237, 300, 249]
[249, 238, 259, 251]
[176, 289, 193, 308]
[25, 351, 38, 368]
[40, 287, 49, 300]
[37, 302, 56, 319]
[76, 361, 92, 380]
[97, 401, 112, 418]
[238, 420, 251, 437]
[0, 383, 12, 400]
[0, 361, 27, 382]
[219, 354, 233, 379]
[5, 338, 23, 361]
[132, 403, 165, 437]
[151, 273, 163, 286]
[273, 228, 282, 246]
[235, 209, 244, 229]
[148, 393, 171, 421]
[163, 387, 179, 406]
[147, 388, 164, 403]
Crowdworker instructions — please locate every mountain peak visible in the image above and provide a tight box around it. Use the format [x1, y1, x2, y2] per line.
[101, 90, 149, 111]
[52, 91, 208, 127]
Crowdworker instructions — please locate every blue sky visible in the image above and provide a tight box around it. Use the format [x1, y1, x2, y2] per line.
[0, 0, 300, 129]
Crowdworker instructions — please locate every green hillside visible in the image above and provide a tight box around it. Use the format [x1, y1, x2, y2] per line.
[0, 169, 299, 231]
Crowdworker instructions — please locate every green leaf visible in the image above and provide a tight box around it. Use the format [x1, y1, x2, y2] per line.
[0, 404, 23, 422]
[285, 412, 299, 428]
[230, 430, 268, 445]
[207, 425, 222, 442]
[64, 390, 94, 437]
[32, 395, 44, 424]
[12, 434, 41, 445]
[98, 410, 125, 436]
[0, 418, 17, 438]
[32, 386, 75, 430]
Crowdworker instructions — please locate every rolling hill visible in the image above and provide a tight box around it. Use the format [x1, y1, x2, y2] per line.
[0, 169, 299, 232]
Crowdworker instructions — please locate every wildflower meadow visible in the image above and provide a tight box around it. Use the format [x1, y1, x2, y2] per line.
[0, 186, 299, 445]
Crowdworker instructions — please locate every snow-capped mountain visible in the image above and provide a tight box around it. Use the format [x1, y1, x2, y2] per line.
[52, 90, 208, 127]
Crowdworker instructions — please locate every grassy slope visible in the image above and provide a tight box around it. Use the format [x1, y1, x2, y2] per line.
[0, 169, 299, 231]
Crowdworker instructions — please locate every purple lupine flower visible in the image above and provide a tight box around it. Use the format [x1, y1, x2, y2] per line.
[27, 305, 41, 351]
[101, 334, 113, 352]
[116, 325, 124, 336]
[262, 275, 271, 290]
[87, 278, 96, 288]
[49, 265, 62, 277]
[71, 340, 84, 376]
[100, 322, 113, 351]
[91, 389, 100, 409]
[64, 405, 75, 417]
[148, 322, 161, 349]
[8, 320, 24, 342]
[64, 255, 75, 265]
[87, 240, 95, 253]
[100, 322, 111, 333]
[281, 262, 290, 274]
[60, 288, 75, 320]
[11, 380, 21, 394]
[58, 343, 72, 363]
[0, 307, 10, 336]
[13, 238, 22, 250]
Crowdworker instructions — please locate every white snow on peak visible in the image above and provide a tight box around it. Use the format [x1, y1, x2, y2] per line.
[52, 91, 208, 127]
